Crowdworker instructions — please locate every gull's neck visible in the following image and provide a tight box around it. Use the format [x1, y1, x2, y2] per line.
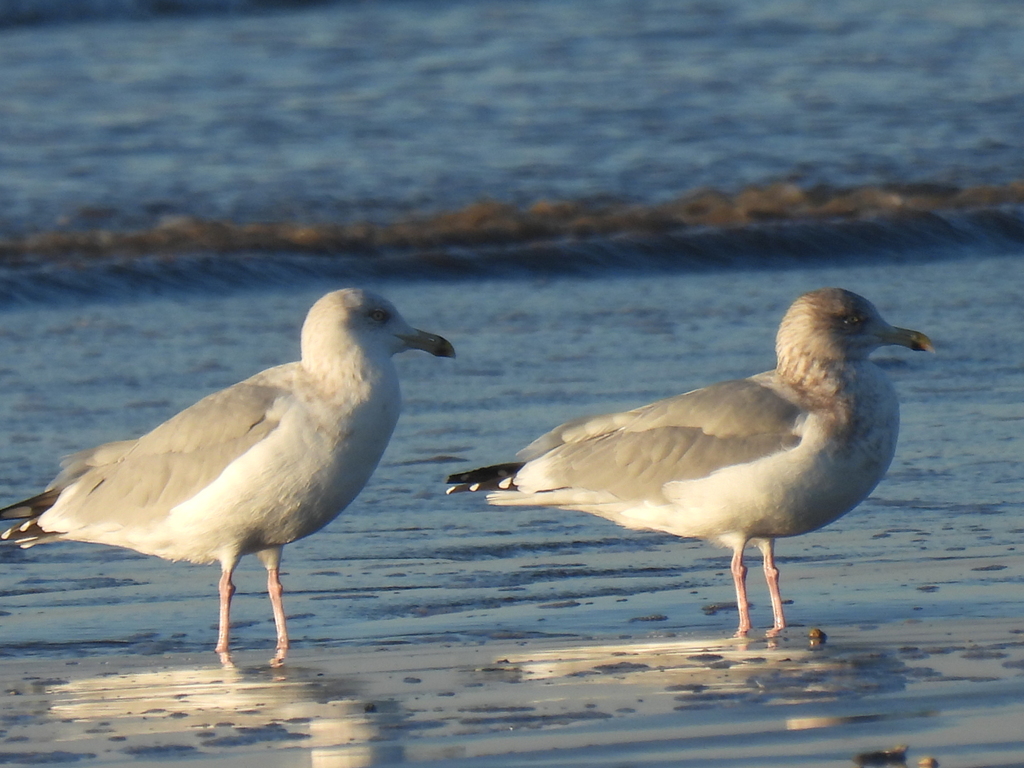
[775, 342, 871, 436]
[778, 355, 849, 408]
[301, 336, 395, 405]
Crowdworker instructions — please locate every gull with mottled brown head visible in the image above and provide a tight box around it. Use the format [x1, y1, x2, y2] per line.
[447, 288, 931, 636]
[1, 288, 455, 665]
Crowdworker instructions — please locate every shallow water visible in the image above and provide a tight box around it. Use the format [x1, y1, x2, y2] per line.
[1, 251, 1023, 660]
[2, 616, 1024, 767]
[0, 250, 1023, 767]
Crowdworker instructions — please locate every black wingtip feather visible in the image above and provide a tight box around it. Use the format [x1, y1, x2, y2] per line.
[445, 462, 525, 494]
[0, 488, 60, 521]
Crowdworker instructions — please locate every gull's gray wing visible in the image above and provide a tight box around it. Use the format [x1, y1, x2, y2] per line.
[0, 439, 139, 522]
[521, 377, 801, 459]
[516, 376, 804, 503]
[40, 376, 289, 533]
[50, 440, 138, 491]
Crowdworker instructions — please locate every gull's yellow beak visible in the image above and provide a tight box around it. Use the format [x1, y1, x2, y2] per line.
[880, 325, 934, 353]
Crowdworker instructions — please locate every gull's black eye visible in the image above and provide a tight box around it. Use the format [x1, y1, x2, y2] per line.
[368, 308, 390, 323]
[841, 314, 864, 329]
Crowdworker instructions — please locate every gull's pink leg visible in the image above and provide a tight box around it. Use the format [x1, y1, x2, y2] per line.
[758, 539, 786, 636]
[259, 547, 289, 666]
[267, 567, 289, 666]
[731, 545, 752, 636]
[216, 565, 237, 666]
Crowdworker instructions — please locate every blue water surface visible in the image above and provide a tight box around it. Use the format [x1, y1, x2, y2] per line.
[0, 0, 1023, 234]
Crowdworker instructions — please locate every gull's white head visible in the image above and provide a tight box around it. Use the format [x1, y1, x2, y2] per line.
[301, 289, 455, 367]
[777, 287, 933, 369]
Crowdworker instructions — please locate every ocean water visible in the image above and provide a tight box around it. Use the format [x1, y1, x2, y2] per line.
[1, 0, 1024, 236]
[0, 0, 1023, 662]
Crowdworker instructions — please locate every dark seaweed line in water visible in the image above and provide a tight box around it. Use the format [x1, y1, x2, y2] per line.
[1, 199, 1024, 305]
[7, 181, 1024, 262]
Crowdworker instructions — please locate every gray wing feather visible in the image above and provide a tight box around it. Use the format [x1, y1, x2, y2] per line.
[621, 377, 803, 435]
[46, 381, 285, 530]
[534, 427, 798, 503]
[52, 440, 137, 490]
[519, 377, 803, 501]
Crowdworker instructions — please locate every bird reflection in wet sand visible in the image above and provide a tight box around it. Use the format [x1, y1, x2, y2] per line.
[0, 289, 454, 666]
[15, 635, 911, 763]
[448, 288, 932, 636]
[45, 663, 405, 766]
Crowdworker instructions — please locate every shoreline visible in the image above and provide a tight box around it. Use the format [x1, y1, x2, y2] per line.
[2, 616, 1023, 767]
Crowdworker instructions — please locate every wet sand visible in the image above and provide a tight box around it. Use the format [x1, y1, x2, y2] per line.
[2, 610, 1024, 767]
